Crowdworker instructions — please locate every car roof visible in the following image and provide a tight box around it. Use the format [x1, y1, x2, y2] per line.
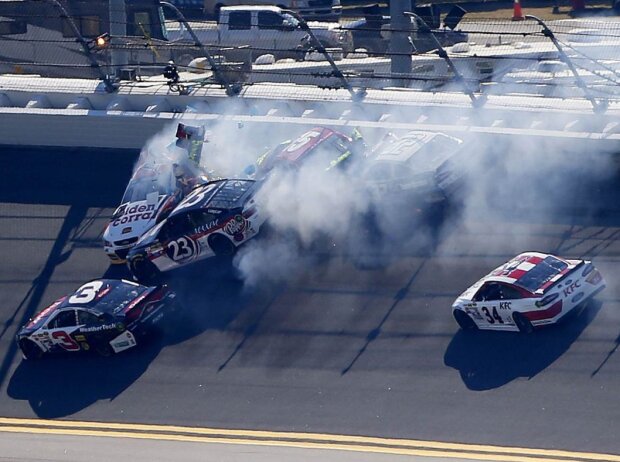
[224, 5, 283, 12]
[277, 127, 343, 164]
[481, 252, 577, 294]
[23, 280, 146, 330]
[372, 131, 460, 164]
[170, 179, 256, 216]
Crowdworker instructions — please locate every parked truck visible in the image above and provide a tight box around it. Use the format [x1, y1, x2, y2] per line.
[166, 5, 353, 61]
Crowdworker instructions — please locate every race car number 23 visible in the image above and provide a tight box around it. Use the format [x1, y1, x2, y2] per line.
[167, 237, 196, 261]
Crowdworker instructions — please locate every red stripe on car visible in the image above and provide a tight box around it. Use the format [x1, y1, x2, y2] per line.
[523, 301, 563, 321]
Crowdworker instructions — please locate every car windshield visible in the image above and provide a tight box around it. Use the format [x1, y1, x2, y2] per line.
[121, 167, 174, 203]
[514, 256, 568, 292]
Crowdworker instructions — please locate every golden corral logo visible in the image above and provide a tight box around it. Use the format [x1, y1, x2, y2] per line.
[113, 204, 157, 226]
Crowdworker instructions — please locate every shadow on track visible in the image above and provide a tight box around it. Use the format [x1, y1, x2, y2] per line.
[443, 300, 602, 390]
[7, 341, 160, 419]
[0, 147, 137, 207]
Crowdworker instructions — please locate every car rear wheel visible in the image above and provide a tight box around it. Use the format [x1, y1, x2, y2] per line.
[513, 312, 535, 334]
[208, 234, 236, 257]
[453, 310, 478, 331]
[19, 339, 44, 360]
[95, 342, 114, 357]
[129, 256, 161, 285]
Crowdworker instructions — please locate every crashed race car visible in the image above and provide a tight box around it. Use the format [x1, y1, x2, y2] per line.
[245, 126, 365, 179]
[452, 252, 606, 333]
[103, 123, 208, 263]
[362, 130, 465, 208]
[16, 279, 178, 360]
[127, 179, 265, 284]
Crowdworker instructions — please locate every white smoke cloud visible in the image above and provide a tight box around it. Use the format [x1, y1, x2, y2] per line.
[133, 85, 617, 291]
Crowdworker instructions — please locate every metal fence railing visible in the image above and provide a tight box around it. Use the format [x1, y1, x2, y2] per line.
[1, 0, 620, 107]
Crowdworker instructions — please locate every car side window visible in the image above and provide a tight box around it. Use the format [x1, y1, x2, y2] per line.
[229, 12, 251, 30]
[500, 285, 523, 300]
[77, 310, 101, 325]
[257, 11, 284, 30]
[48, 310, 77, 329]
[473, 283, 503, 302]
[160, 215, 189, 241]
[188, 211, 219, 229]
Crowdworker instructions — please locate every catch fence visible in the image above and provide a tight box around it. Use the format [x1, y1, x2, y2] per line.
[1, 0, 620, 108]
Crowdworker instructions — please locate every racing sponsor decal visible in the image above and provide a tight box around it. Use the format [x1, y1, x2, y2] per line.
[166, 236, 198, 262]
[112, 204, 157, 227]
[110, 331, 137, 353]
[224, 215, 248, 242]
[563, 280, 581, 297]
[463, 306, 482, 320]
[194, 219, 219, 236]
[499, 301, 512, 310]
[80, 323, 120, 333]
[571, 292, 585, 304]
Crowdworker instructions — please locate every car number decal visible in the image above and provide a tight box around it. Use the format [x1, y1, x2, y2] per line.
[51, 330, 80, 351]
[167, 236, 198, 262]
[481, 306, 504, 324]
[285, 130, 322, 153]
[68, 281, 104, 305]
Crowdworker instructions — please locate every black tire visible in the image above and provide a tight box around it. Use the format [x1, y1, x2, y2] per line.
[129, 256, 161, 285]
[19, 339, 44, 360]
[513, 312, 535, 334]
[453, 310, 478, 331]
[94, 341, 114, 357]
[208, 234, 236, 257]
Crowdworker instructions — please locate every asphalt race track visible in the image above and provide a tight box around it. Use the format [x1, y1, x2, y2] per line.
[0, 145, 619, 456]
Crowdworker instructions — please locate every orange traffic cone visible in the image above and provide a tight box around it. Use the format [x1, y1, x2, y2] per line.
[512, 0, 525, 20]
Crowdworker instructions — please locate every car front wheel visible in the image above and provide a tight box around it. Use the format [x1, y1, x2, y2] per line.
[453, 310, 478, 331]
[19, 339, 44, 360]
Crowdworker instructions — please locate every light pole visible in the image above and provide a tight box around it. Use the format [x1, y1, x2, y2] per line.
[390, 0, 413, 86]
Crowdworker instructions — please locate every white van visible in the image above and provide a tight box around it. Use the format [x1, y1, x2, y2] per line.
[203, 0, 342, 21]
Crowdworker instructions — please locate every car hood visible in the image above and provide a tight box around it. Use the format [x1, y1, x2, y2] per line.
[104, 196, 167, 243]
